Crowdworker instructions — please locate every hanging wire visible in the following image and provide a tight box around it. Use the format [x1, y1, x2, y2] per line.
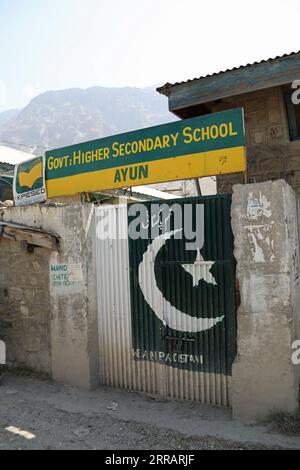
[0, 140, 48, 151]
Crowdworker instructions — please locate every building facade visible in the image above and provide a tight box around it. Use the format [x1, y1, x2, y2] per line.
[157, 52, 300, 194]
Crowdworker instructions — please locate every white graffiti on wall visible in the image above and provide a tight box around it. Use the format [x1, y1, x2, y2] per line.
[244, 223, 275, 263]
[247, 192, 272, 220]
[245, 192, 275, 263]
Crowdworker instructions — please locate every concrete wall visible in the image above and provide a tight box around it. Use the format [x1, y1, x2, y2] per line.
[231, 180, 300, 417]
[1, 184, 300, 418]
[212, 86, 300, 195]
[0, 203, 99, 389]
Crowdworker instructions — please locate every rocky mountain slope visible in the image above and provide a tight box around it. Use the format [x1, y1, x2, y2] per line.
[0, 86, 176, 154]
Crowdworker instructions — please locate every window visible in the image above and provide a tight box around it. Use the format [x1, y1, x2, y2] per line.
[285, 91, 300, 141]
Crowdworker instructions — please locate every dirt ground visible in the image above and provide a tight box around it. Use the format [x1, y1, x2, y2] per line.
[0, 372, 299, 450]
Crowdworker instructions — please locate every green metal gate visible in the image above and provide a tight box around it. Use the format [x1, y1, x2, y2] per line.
[128, 194, 236, 405]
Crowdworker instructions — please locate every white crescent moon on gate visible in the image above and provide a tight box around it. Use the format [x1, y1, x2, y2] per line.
[138, 229, 224, 333]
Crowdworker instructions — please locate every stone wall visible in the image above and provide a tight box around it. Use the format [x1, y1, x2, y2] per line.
[0, 233, 51, 373]
[0, 203, 99, 389]
[213, 86, 300, 195]
[231, 180, 300, 417]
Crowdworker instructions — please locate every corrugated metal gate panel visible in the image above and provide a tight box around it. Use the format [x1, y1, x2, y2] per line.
[96, 205, 161, 395]
[96, 195, 236, 407]
[96, 205, 132, 389]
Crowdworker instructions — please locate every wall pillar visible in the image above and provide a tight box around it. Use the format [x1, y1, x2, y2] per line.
[49, 204, 99, 390]
[231, 180, 300, 417]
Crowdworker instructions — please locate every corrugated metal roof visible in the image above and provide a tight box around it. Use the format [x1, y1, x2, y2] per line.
[0, 146, 36, 165]
[157, 51, 300, 95]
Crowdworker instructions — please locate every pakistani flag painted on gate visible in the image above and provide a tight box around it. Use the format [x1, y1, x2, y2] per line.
[128, 194, 237, 375]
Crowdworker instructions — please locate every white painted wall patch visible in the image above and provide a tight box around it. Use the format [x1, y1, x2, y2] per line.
[247, 192, 272, 220]
[245, 223, 275, 263]
[50, 263, 83, 287]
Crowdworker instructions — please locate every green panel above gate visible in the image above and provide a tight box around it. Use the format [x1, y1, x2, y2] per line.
[128, 194, 236, 376]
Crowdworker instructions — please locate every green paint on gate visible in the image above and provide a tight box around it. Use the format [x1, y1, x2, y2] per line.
[128, 194, 236, 375]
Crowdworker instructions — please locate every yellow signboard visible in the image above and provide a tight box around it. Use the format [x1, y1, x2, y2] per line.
[45, 108, 246, 197]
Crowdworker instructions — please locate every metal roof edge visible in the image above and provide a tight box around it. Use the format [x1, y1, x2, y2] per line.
[157, 51, 300, 97]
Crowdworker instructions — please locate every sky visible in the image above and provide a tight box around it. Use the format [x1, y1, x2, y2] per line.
[0, 0, 299, 112]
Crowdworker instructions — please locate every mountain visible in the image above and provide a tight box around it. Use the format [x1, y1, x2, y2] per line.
[0, 109, 20, 126]
[0, 86, 177, 154]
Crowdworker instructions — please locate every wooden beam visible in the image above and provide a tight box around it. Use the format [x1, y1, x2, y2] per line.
[0, 222, 60, 251]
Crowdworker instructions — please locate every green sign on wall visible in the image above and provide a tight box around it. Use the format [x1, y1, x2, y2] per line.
[45, 108, 246, 198]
